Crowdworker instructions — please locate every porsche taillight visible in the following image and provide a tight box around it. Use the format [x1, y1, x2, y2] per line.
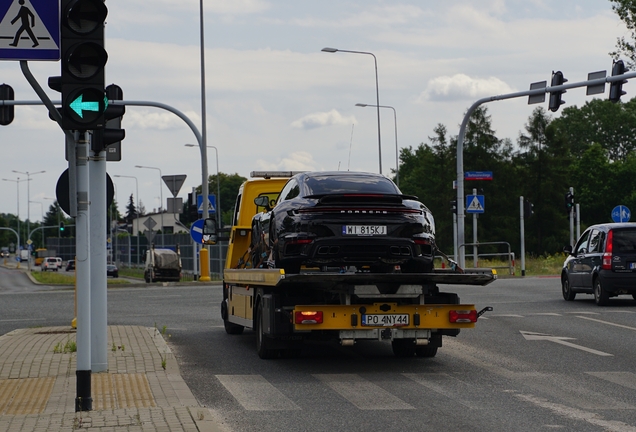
[602, 229, 613, 270]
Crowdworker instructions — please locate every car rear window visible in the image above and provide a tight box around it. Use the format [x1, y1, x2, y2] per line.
[304, 175, 399, 195]
[612, 229, 636, 253]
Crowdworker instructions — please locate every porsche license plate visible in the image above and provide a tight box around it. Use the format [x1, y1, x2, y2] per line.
[343, 225, 387, 236]
[362, 314, 409, 327]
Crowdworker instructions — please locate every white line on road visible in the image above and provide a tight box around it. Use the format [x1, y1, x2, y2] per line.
[216, 375, 300, 411]
[576, 315, 636, 331]
[520, 331, 613, 356]
[314, 374, 414, 410]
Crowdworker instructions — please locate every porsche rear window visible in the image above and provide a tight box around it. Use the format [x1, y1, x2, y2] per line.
[612, 229, 636, 253]
[304, 175, 398, 195]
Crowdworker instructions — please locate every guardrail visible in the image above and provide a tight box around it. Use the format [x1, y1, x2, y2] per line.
[461, 241, 514, 275]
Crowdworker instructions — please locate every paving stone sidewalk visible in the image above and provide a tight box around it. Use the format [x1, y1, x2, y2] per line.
[0, 325, 226, 432]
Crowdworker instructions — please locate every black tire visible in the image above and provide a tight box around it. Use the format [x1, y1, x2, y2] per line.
[391, 339, 416, 357]
[562, 276, 576, 301]
[224, 319, 245, 335]
[594, 277, 610, 306]
[415, 345, 438, 358]
[144, 272, 150, 283]
[632, 294, 636, 301]
[256, 302, 278, 359]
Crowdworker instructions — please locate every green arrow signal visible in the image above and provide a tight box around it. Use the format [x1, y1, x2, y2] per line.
[69, 94, 100, 118]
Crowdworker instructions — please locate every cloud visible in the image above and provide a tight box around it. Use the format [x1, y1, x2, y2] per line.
[127, 110, 200, 130]
[255, 152, 319, 172]
[417, 74, 515, 102]
[290, 109, 356, 130]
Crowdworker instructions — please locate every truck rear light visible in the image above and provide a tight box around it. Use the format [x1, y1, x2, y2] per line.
[295, 311, 323, 324]
[602, 229, 613, 270]
[449, 310, 477, 323]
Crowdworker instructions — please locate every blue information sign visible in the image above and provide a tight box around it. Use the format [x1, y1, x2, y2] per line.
[465, 171, 493, 181]
[0, 0, 60, 60]
[466, 195, 485, 214]
[190, 219, 204, 244]
[611, 205, 631, 223]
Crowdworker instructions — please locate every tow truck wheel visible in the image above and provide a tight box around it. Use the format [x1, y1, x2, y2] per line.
[256, 302, 278, 359]
[391, 339, 416, 357]
[415, 345, 438, 358]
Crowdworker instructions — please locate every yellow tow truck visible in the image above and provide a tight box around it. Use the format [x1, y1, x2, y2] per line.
[216, 171, 496, 359]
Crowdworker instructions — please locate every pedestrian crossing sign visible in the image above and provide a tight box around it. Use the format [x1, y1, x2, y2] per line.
[466, 195, 485, 214]
[0, 0, 60, 61]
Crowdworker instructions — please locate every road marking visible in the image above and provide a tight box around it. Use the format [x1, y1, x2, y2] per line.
[0, 318, 46, 322]
[563, 311, 599, 315]
[491, 314, 524, 317]
[586, 372, 636, 391]
[529, 313, 562, 316]
[515, 393, 636, 432]
[576, 316, 636, 331]
[314, 374, 413, 410]
[520, 331, 613, 356]
[215, 375, 300, 411]
[403, 373, 482, 409]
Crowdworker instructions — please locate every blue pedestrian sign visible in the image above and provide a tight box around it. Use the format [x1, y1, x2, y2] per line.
[466, 195, 485, 214]
[611, 205, 631, 223]
[0, 0, 60, 60]
[197, 195, 216, 214]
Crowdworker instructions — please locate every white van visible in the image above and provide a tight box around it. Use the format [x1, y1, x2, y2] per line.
[42, 257, 59, 271]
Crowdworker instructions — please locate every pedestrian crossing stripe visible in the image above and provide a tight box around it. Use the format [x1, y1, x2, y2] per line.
[466, 195, 484, 213]
[0, 0, 59, 59]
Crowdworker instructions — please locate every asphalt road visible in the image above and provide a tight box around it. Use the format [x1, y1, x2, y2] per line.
[1, 272, 635, 431]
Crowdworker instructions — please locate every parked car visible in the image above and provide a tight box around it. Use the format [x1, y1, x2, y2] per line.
[107, 264, 119, 278]
[42, 257, 59, 271]
[66, 260, 75, 271]
[251, 171, 436, 274]
[562, 222, 636, 305]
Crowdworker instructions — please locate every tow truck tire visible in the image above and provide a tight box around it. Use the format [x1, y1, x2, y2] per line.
[224, 319, 245, 335]
[415, 345, 438, 358]
[256, 302, 278, 359]
[392, 339, 416, 357]
[561, 276, 576, 301]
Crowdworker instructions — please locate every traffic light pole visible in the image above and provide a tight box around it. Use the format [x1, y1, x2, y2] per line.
[456, 69, 636, 268]
[520, 196, 526, 277]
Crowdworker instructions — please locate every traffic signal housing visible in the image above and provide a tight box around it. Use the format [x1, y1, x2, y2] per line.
[60, 222, 65, 232]
[50, 0, 108, 131]
[565, 191, 574, 214]
[0, 84, 14, 126]
[93, 84, 125, 156]
[548, 71, 567, 112]
[523, 200, 534, 219]
[609, 60, 628, 103]
[450, 199, 457, 214]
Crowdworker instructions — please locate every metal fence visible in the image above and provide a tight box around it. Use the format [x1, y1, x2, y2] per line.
[460, 241, 514, 275]
[46, 234, 227, 278]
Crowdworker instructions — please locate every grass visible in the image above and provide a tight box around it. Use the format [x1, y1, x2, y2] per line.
[30, 271, 131, 285]
[467, 253, 565, 276]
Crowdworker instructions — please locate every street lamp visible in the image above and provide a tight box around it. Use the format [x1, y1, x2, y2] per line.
[135, 165, 164, 247]
[2, 176, 30, 249]
[113, 175, 140, 265]
[184, 144, 221, 221]
[356, 103, 399, 186]
[322, 47, 382, 174]
[12, 170, 45, 248]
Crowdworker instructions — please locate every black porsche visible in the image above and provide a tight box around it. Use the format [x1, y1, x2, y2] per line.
[251, 171, 436, 274]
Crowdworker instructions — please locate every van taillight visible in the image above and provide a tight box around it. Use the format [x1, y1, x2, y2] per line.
[602, 229, 613, 270]
[449, 310, 477, 323]
[295, 311, 323, 324]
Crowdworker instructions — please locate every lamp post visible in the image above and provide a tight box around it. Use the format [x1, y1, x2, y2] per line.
[135, 165, 164, 247]
[29, 200, 44, 249]
[184, 144, 221, 221]
[355, 103, 399, 186]
[12, 170, 45, 248]
[322, 47, 382, 174]
[2, 176, 30, 250]
[113, 175, 140, 265]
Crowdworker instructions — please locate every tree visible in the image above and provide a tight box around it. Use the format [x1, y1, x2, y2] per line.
[610, 0, 636, 68]
[125, 193, 137, 224]
[196, 172, 247, 226]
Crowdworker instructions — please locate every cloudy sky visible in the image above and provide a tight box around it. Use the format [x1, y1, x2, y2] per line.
[0, 0, 628, 221]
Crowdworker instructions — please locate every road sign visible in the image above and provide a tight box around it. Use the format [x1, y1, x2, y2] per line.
[197, 195, 216, 214]
[143, 217, 157, 230]
[0, 0, 60, 60]
[611, 205, 631, 223]
[465, 171, 493, 181]
[162, 174, 187, 197]
[466, 195, 485, 214]
[144, 229, 156, 244]
[190, 219, 204, 244]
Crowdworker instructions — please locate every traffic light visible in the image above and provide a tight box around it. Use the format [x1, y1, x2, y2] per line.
[565, 191, 574, 214]
[49, 0, 108, 131]
[523, 200, 534, 218]
[188, 193, 199, 222]
[548, 71, 567, 112]
[0, 84, 14, 126]
[93, 84, 125, 156]
[450, 199, 457, 214]
[609, 60, 628, 103]
[60, 222, 65, 232]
